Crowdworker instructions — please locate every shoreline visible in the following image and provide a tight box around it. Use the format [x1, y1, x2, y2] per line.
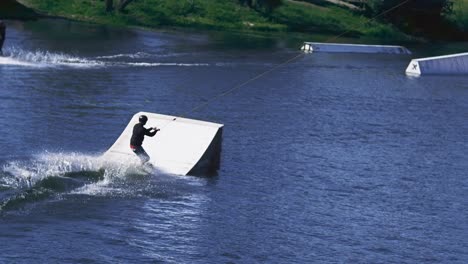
[12, 0, 421, 45]
[5, 0, 467, 49]
[2, 15, 421, 48]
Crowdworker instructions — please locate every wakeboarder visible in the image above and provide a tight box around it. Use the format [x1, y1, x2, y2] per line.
[130, 115, 160, 165]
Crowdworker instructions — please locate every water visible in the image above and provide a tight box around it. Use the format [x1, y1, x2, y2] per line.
[0, 19, 467, 263]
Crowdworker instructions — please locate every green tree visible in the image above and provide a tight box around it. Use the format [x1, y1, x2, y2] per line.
[367, 0, 456, 38]
[105, 0, 113, 12]
[239, 0, 282, 12]
[368, 0, 452, 23]
[104, 0, 135, 12]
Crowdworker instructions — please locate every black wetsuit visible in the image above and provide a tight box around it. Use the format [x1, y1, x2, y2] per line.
[130, 123, 157, 147]
[130, 122, 157, 164]
[0, 21, 5, 56]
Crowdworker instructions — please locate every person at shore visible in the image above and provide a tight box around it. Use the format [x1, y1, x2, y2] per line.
[0, 20, 5, 56]
[130, 115, 159, 165]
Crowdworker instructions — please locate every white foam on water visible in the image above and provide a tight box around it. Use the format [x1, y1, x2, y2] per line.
[122, 62, 209, 67]
[70, 173, 118, 196]
[0, 152, 167, 201]
[0, 56, 37, 67]
[1, 47, 104, 68]
[1, 154, 170, 208]
[96, 52, 153, 59]
[2, 152, 104, 187]
[96, 52, 191, 59]
[71, 161, 164, 196]
[1, 48, 212, 68]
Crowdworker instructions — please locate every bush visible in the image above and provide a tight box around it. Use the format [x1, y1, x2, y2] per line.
[366, 0, 458, 38]
[446, 0, 468, 32]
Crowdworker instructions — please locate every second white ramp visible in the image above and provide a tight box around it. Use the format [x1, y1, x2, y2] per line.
[301, 42, 411, 54]
[406, 52, 468, 76]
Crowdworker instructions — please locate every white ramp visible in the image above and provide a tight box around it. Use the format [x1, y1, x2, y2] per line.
[102, 112, 223, 176]
[405, 52, 468, 76]
[301, 42, 411, 54]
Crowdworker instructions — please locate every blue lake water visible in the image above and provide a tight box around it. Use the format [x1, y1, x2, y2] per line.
[0, 19, 467, 263]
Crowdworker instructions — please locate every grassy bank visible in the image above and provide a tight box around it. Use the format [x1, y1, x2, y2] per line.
[272, 1, 410, 41]
[18, 0, 412, 42]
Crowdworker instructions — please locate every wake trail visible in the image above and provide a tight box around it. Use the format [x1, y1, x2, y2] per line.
[0, 48, 211, 68]
[0, 152, 154, 211]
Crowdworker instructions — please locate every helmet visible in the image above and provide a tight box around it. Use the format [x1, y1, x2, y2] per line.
[139, 115, 148, 124]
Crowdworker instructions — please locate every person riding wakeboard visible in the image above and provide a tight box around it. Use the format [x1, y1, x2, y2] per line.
[0, 20, 6, 56]
[130, 115, 159, 165]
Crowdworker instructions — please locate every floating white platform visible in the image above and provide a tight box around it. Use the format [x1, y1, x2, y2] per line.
[102, 112, 223, 176]
[301, 42, 411, 54]
[405, 52, 468, 76]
